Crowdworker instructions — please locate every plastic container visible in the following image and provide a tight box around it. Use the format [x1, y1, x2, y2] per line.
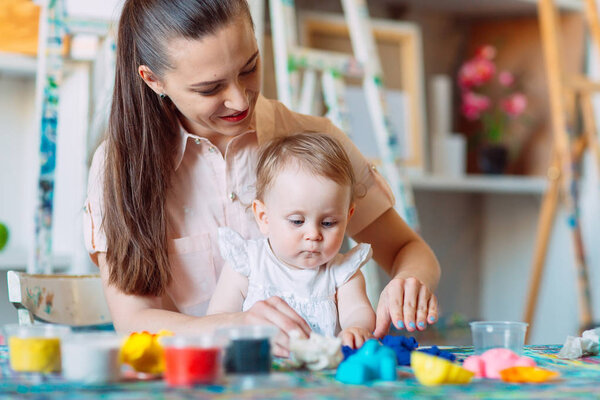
[4, 324, 71, 373]
[470, 321, 528, 355]
[160, 334, 226, 386]
[61, 332, 124, 383]
[218, 326, 278, 374]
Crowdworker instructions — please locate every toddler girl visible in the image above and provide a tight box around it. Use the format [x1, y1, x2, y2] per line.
[207, 133, 375, 348]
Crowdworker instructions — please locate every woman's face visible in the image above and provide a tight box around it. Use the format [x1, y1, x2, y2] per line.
[149, 15, 261, 139]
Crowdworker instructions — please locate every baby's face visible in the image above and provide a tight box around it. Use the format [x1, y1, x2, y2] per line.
[255, 164, 353, 269]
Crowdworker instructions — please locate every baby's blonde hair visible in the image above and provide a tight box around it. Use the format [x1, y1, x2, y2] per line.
[255, 133, 356, 202]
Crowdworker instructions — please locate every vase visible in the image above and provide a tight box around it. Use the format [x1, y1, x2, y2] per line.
[477, 144, 508, 174]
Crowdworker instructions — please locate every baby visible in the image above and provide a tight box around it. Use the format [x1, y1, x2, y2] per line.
[207, 132, 375, 349]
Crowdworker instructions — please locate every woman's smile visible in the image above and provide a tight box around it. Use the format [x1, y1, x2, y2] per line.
[219, 108, 249, 122]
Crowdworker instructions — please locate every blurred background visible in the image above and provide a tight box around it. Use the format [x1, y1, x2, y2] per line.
[1, 0, 600, 346]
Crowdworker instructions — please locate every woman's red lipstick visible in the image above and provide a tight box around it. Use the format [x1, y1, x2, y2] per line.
[219, 108, 249, 122]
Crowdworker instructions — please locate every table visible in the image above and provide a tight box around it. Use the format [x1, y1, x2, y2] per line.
[1, 345, 599, 399]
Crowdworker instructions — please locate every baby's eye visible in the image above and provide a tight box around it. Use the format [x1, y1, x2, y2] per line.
[288, 219, 304, 226]
[321, 220, 337, 228]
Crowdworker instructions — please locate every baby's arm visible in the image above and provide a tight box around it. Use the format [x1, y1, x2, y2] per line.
[207, 262, 248, 315]
[336, 270, 376, 348]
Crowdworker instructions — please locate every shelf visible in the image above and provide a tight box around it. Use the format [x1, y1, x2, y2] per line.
[0, 52, 37, 78]
[409, 174, 547, 194]
[391, 0, 582, 16]
[0, 250, 71, 271]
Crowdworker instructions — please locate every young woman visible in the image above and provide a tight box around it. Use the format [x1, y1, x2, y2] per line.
[83, 0, 440, 356]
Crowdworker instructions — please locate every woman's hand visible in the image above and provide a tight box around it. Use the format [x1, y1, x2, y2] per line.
[242, 296, 312, 357]
[373, 277, 438, 338]
[338, 327, 374, 349]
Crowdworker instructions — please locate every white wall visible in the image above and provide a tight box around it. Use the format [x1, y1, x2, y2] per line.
[64, 0, 123, 22]
[415, 191, 482, 320]
[53, 65, 94, 274]
[480, 194, 578, 344]
[2, 0, 600, 341]
[414, 184, 598, 346]
[0, 76, 37, 265]
[0, 64, 94, 273]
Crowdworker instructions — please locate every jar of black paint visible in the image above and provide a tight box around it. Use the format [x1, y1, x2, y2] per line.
[225, 338, 271, 373]
[218, 326, 278, 374]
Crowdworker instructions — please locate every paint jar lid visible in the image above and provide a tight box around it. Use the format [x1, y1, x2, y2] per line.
[3, 323, 71, 339]
[160, 334, 227, 349]
[217, 325, 279, 341]
[63, 332, 124, 349]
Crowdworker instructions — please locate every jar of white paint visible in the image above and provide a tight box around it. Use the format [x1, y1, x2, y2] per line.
[61, 332, 124, 383]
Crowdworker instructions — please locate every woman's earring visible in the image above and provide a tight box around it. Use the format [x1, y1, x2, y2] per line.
[159, 93, 167, 99]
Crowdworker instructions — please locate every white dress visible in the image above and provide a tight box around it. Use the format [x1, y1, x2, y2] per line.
[217, 227, 373, 336]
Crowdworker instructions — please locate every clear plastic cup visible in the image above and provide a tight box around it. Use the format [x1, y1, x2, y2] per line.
[470, 321, 528, 355]
[3, 324, 71, 373]
[160, 334, 227, 386]
[61, 332, 124, 383]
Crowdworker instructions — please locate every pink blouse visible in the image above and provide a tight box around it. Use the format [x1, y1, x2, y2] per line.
[83, 95, 394, 316]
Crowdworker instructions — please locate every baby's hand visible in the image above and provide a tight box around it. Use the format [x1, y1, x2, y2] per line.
[338, 327, 374, 349]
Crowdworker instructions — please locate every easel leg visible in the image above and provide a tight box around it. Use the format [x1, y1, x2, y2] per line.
[524, 158, 560, 343]
[568, 161, 593, 332]
[537, 0, 594, 333]
[581, 93, 600, 177]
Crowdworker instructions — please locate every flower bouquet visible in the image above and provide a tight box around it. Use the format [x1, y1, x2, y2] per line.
[458, 45, 528, 174]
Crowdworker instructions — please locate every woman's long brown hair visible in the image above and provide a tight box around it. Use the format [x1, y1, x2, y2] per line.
[104, 0, 251, 296]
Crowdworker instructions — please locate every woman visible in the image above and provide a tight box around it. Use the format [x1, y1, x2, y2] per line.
[83, 0, 440, 355]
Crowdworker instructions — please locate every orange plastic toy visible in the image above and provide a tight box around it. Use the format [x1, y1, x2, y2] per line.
[499, 366, 559, 383]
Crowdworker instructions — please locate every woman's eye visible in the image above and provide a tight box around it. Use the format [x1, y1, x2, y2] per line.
[194, 86, 220, 95]
[241, 64, 257, 76]
[322, 221, 337, 228]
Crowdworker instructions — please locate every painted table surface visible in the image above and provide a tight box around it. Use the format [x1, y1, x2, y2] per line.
[0, 345, 600, 399]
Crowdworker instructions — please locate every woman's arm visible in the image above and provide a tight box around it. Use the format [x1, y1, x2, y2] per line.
[206, 263, 248, 315]
[337, 270, 375, 348]
[352, 208, 441, 338]
[98, 253, 311, 355]
[98, 253, 237, 333]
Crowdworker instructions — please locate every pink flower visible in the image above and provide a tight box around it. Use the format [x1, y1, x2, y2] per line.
[498, 71, 514, 87]
[461, 91, 491, 120]
[501, 93, 527, 117]
[475, 45, 496, 60]
[458, 58, 496, 90]
[457, 44, 528, 142]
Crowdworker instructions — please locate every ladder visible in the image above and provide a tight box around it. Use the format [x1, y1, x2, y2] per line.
[31, 0, 115, 274]
[31, 0, 67, 274]
[267, 0, 419, 229]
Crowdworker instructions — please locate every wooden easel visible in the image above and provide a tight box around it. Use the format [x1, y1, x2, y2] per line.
[524, 0, 600, 342]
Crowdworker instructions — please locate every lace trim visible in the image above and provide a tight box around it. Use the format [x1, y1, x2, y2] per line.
[248, 282, 335, 303]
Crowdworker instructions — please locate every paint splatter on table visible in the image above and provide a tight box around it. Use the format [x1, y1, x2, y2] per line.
[0, 345, 599, 399]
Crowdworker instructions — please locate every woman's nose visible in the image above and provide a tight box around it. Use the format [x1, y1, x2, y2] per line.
[223, 81, 248, 111]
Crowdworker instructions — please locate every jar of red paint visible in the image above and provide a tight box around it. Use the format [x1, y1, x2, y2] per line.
[160, 335, 225, 386]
